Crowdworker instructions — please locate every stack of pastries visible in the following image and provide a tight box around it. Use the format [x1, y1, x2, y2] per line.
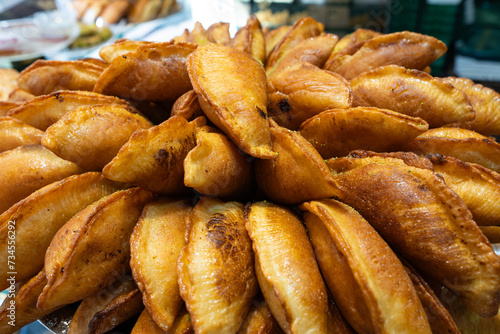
[1, 15, 500, 334]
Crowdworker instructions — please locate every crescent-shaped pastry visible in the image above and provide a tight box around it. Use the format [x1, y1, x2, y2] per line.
[244, 201, 330, 333]
[327, 156, 500, 317]
[178, 197, 257, 334]
[230, 15, 266, 65]
[300, 199, 432, 334]
[0, 117, 43, 153]
[351, 65, 474, 127]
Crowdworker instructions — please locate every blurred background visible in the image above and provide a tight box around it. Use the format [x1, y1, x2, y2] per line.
[1, 0, 500, 333]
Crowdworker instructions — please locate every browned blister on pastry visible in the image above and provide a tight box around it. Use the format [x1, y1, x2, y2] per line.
[442, 76, 500, 136]
[42, 104, 152, 171]
[0, 270, 61, 334]
[99, 39, 152, 64]
[403, 263, 461, 334]
[37, 188, 154, 310]
[300, 199, 432, 334]
[184, 126, 253, 198]
[255, 120, 338, 204]
[178, 197, 257, 334]
[206, 22, 231, 46]
[231, 15, 266, 65]
[266, 34, 338, 77]
[170, 90, 204, 121]
[333, 28, 381, 53]
[324, 31, 447, 80]
[0, 116, 43, 152]
[327, 157, 500, 317]
[266, 17, 324, 70]
[0, 172, 126, 291]
[103, 116, 205, 194]
[130, 198, 192, 332]
[17, 60, 103, 96]
[187, 43, 274, 158]
[427, 153, 500, 226]
[244, 201, 330, 333]
[237, 298, 282, 334]
[299, 107, 428, 159]
[0, 144, 85, 214]
[94, 42, 196, 102]
[408, 127, 500, 173]
[268, 62, 352, 130]
[7, 90, 135, 130]
[68, 275, 142, 334]
[351, 65, 474, 127]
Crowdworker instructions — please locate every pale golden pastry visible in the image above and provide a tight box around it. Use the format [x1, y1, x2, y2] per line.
[0, 116, 43, 153]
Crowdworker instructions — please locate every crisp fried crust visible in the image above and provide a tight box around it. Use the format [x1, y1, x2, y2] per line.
[268, 62, 352, 130]
[178, 197, 257, 334]
[328, 158, 500, 317]
[187, 43, 274, 158]
[255, 120, 338, 204]
[351, 65, 474, 127]
[231, 15, 266, 65]
[324, 31, 447, 80]
[0, 117, 43, 153]
[130, 198, 192, 332]
[244, 201, 330, 333]
[300, 199, 432, 334]
[94, 42, 196, 102]
[17, 60, 103, 95]
[299, 107, 428, 158]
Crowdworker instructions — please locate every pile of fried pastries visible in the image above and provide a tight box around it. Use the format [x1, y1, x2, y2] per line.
[2, 15, 500, 334]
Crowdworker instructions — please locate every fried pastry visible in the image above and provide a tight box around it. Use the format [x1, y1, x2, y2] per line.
[351, 65, 474, 127]
[300, 199, 432, 334]
[99, 39, 152, 64]
[408, 127, 500, 173]
[0, 144, 84, 214]
[187, 43, 274, 158]
[0, 101, 21, 116]
[7, 88, 34, 102]
[231, 15, 266, 65]
[255, 120, 338, 204]
[0, 271, 61, 334]
[266, 33, 338, 77]
[237, 298, 282, 334]
[267, 61, 352, 130]
[68, 275, 141, 334]
[327, 157, 500, 317]
[299, 107, 428, 158]
[427, 153, 500, 226]
[442, 76, 500, 136]
[333, 28, 381, 53]
[42, 104, 152, 171]
[17, 60, 103, 95]
[187, 22, 211, 45]
[244, 201, 330, 333]
[170, 90, 204, 121]
[0, 68, 19, 101]
[324, 31, 447, 80]
[266, 17, 324, 70]
[0, 116, 43, 152]
[0, 172, 125, 290]
[184, 126, 253, 198]
[7, 90, 134, 130]
[103, 116, 205, 194]
[206, 22, 231, 46]
[132, 309, 167, 334]
[37, 188, 154, 310]
[94, 42, 196, 102]
[178, 197, 257, 334]
[480, 226, 500, 244]
[263, 25, 290, 59]
[130, 198, 192, 332]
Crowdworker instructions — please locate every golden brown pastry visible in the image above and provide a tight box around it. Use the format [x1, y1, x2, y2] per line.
[0, 117, 43, 153]
[231, 15, 266, 65]
[351, 65, 474, 127]
[17, 60, 103, 95]
[130, 198, 192, 332]
[244, 201, 330, 333]
[299, 107, 428, 159]
[99, 39, 152, 64]
[206, 22, 231, 46]
[170, 90, 204, 121]
[103, 116, 205, 194]
[300, 199, 432, 334]
[178, 197, 257, 334]
[333, 28, 381, 53]
[187, 43, 274, 159]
